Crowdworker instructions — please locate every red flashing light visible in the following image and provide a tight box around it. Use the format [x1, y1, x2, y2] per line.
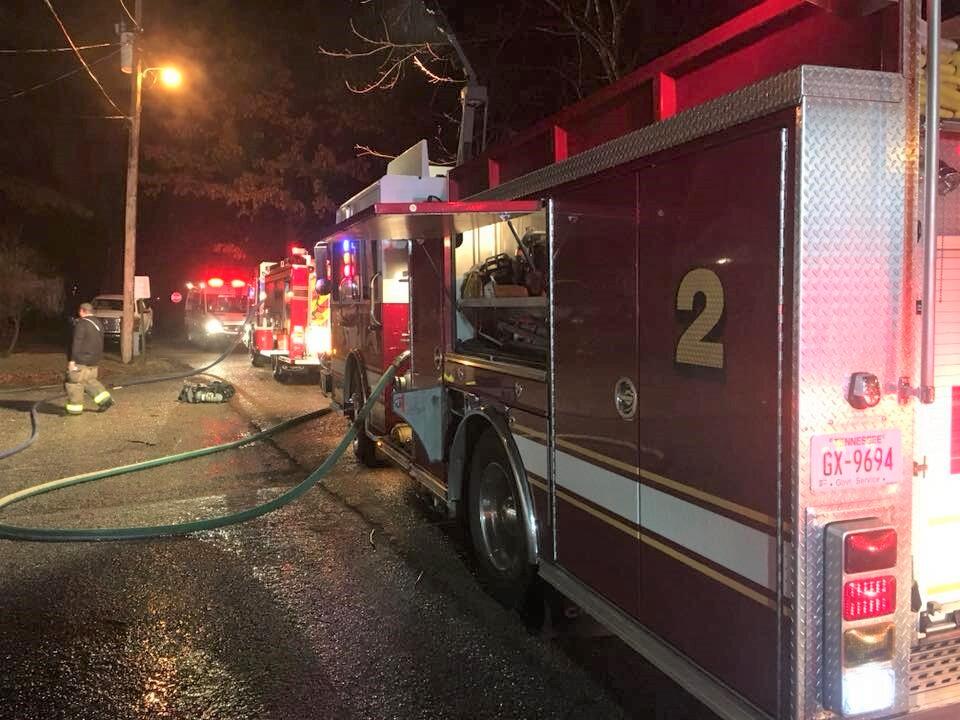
[231, 279, 246, 288]
[843, 576, 896, 621]
[845, 529, 897, 574]
[343, 264, 354, 278]
[208, 277, 224, 288]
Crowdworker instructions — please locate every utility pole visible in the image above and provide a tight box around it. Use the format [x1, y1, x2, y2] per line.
[121, 0, 143, 364]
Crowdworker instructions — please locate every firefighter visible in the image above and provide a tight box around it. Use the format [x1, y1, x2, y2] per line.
[64, 302, 114, 415]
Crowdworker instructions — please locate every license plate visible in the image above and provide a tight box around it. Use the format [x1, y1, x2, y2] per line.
[810, 429, 902, 493]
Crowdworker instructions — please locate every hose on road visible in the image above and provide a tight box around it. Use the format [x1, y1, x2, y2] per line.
[0, 317, 252, 461]
[0, 352, 406, 542]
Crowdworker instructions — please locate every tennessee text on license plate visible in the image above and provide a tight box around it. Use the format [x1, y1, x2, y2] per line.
[810, 429, 902, 492]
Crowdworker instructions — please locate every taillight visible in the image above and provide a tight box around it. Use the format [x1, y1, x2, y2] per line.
[305, 324, 330, 356]
[843, 623, 895, 668]
[843, 577, 896, 621]
[844, 528, 897, 574]
[824, 519, 899, 716]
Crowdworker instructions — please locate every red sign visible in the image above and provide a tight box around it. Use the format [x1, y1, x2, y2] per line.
[170, 291, 183, 304]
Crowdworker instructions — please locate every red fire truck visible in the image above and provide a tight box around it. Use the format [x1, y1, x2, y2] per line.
[316, 2, 960, 719]
[249, 248, 330, 381]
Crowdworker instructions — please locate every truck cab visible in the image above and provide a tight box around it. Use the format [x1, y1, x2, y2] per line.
[183, 276, 251, 347]
[90, 294, 153, 340]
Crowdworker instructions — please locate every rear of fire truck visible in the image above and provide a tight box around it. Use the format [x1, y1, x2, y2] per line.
[249, 248, 329, 381]
[314, 2, 960, 719]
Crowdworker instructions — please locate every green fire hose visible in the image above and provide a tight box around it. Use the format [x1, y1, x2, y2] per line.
[0, 352, 407, 542]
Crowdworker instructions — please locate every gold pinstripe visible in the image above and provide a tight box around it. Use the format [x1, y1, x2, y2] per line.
[552, 485, 776, 611]
[514, 423, 777, 529]
[640, 535, 777, 610]
[518, 441, 779, 611]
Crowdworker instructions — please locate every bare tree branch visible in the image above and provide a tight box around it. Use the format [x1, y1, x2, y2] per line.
[413, 56, 456, 84]
[354, 144, 396, 159]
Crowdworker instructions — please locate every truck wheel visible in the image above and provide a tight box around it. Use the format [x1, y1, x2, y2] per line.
[272, 356, 287, 383]
[351, 390, 383, 468]
[346, 361, 384, 468]
[251, 349, 265, 367]
[467, 428, 536, 608]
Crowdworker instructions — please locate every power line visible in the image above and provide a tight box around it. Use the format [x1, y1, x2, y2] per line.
[40, 0, 124, 116]
[119, 0, 140, 30]
[0, 49, 121, 103]
[0, 42, 116, 54]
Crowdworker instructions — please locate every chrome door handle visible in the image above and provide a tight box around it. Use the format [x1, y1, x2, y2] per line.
[369, 272, 382, 328]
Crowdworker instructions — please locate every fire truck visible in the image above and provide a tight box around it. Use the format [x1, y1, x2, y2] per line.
[249, 248, 330, 381]
[316, 2, 960, 718]
[183, 273, 252, 347]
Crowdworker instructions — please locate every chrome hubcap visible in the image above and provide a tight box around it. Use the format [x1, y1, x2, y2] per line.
[477, 461, 522, 573]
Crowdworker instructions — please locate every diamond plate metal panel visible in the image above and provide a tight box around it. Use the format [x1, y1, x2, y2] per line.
[469, 67, 902, 204]
[791, 90, 915, 720]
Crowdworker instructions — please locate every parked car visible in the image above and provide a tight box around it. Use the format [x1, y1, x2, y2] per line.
[90, 294, 153, 340]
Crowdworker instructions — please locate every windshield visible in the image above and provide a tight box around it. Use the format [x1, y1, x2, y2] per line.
[91, 298, 123, 312]
[205, 294, 248, 314]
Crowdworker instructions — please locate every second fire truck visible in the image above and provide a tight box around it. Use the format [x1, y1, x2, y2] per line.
[249, 248, 330, 382]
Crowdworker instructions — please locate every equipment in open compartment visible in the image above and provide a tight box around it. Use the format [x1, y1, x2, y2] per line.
[455, 215, 548, 366]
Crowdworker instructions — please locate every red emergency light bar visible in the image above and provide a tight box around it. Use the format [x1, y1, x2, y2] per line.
[231, 279, 246, 288]
[207, 277, 224, 288]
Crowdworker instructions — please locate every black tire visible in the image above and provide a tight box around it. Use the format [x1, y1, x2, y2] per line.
[251, 349, 266, 367]
[272, 355, 287, 383]
[346, 362, 382, 468]
[467, 428, 536, 608]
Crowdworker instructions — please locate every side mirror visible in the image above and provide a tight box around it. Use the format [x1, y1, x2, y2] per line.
[316, 278, 332, 296]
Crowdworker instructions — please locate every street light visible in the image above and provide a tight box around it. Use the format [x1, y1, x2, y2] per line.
[157, 66, 182, 89]
[120, 55, 183, 363]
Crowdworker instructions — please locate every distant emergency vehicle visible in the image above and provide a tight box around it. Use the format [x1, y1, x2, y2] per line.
[183, 274, 252, 347]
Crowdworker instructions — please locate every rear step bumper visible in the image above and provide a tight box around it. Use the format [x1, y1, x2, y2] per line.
[910, 634, 960, 714]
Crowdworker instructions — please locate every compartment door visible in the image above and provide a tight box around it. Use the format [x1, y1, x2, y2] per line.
[409, 239, 445, 389]
[553, 176, 640, 618]
[914, 234, 960, 610]
[633, 127, 786, 716]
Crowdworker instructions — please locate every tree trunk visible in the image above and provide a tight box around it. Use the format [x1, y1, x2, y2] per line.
[3, 312, 21, 357]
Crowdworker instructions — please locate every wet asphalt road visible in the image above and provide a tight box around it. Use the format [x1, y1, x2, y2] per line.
[0, 343, 718, 720]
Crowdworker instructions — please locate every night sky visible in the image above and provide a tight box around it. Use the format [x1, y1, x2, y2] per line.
[0, 0, 757, 326]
